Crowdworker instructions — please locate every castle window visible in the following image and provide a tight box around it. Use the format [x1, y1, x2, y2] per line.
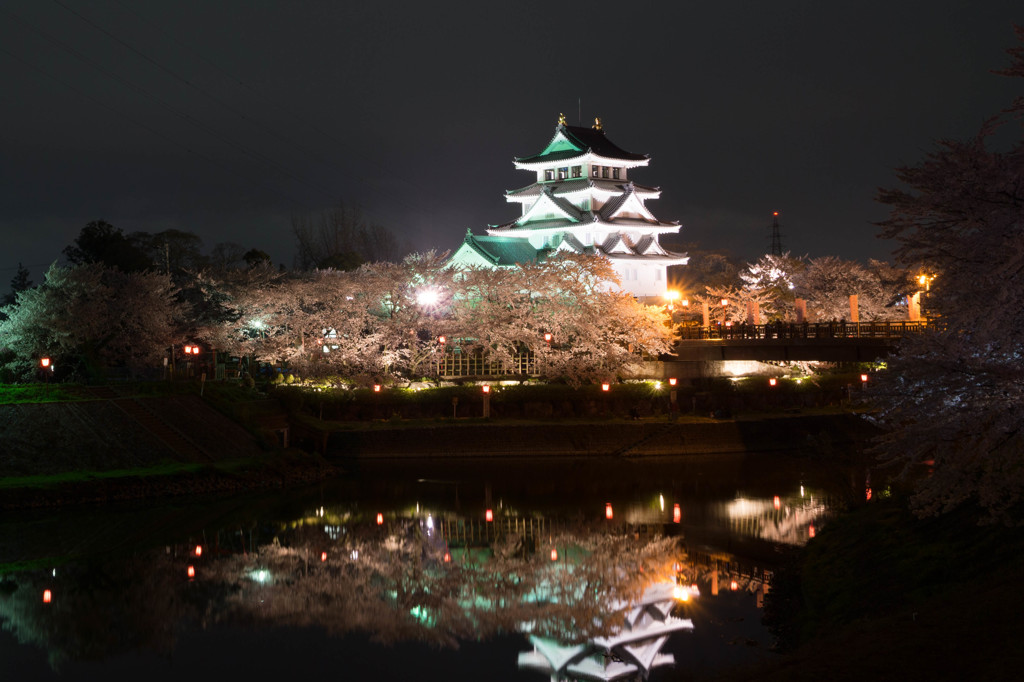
[544, 169, 555, 181]
[592, 166, 599, 178]
[601, 167, 609, 179]
[558, 167, 568, 180]
[571, 165, 582, 178]
[612, 168, 620, 179]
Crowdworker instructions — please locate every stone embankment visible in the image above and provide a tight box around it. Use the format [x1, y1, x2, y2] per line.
[327, 414, 878, 461]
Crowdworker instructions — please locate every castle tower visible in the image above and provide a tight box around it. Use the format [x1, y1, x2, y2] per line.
[447, 116, 688, 300]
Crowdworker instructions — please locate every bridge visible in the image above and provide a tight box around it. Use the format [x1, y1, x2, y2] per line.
[667, 320, 928, 364]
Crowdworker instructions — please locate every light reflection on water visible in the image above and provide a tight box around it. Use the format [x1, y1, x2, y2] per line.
[0, 455, 862, 680]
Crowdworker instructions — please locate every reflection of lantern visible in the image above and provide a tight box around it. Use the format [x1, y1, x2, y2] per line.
[485, 509, 493, 522]
[673, 504, 681, 523]
[773, 496, 781, 510]
[444, 552, 451, 563]
[194, 545, 202, 557]
[605, 503, 613, 520]
[43, 589, 52, 604]
[376, 513, 384, 525]
[187, 565, 195, 578]
[321, 552, 327, 562]
[550, 548, 558, 561]
[808, 525, 816, 539]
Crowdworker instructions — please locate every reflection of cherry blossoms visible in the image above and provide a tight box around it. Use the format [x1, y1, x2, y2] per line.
[203, 519, 685, 648]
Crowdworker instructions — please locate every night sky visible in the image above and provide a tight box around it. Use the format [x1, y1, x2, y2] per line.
[1, 0, 1021, 290]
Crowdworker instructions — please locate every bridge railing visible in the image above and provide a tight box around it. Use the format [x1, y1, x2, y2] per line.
[677, 320, 930, 341]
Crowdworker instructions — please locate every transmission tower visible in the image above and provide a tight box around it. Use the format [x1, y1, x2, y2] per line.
[769, 211, 783, 256]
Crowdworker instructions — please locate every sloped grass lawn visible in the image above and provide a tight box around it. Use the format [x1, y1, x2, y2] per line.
[0, 384, 87, 404]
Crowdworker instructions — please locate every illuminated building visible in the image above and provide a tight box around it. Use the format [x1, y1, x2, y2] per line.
[447, 115, 689, 300]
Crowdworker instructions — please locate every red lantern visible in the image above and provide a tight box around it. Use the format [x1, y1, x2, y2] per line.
[769, 378, 777, 387]
[485, 509, 493, 522]
[438, 335, 446, 345]
[373, 384, 381, 393]
[40, 357, 51, 368]
[808, 524, 816, 539]
[668, 377, 677, 386]
[860, 373, 869, 383]
[605, 503, 613, 520]
[42, 589, 52, 604]
[673, 503, 681, 523]
[194, 545, 202, 557]
[187, 565, 195, 578]
[376, 513, 384, 525]
[601, 382, 610, 392]
[482, 385, 490, 394]
[443, 552, 451, 563]
[543, 332, 552, 343]
[730, 580, 738, 591]
[550, 548, 558, 561]
[773, 496, 781, 510]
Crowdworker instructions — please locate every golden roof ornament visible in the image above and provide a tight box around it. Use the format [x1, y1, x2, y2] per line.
[593, 117, 603, 130]
[557, 112, 567, 126]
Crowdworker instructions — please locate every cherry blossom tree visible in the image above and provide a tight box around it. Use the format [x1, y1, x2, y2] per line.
[794, 256, 896, 322]
[0, 263, 180, 380]
[870, 26, 1024, 524]
[739, 252, 805, 320]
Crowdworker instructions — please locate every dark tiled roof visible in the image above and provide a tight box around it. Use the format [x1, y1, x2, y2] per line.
[515, 124, 649, 164]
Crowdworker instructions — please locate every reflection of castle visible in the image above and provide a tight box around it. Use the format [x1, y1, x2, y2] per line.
[518, 582, 692, 681]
